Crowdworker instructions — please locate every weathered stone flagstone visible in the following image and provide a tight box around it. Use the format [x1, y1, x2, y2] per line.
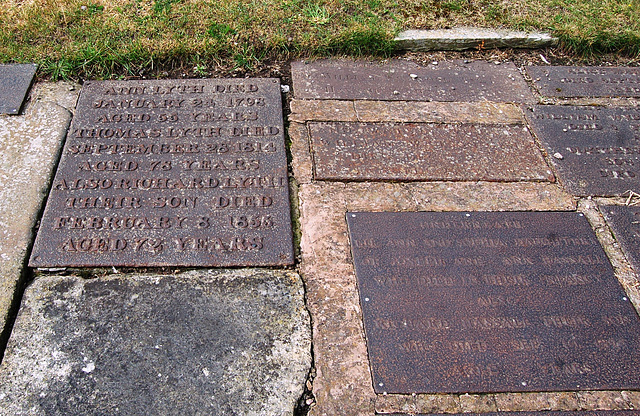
[0, 82, 77, 341]
[0, 269, 311, 416]
[308, 122, 553, 182]
[291, 59, 535, 103]
[527, 66, 640, 98]
[0, 63, 37, 115]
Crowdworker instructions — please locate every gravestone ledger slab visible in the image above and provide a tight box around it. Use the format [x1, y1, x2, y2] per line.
[29, 79, 294, 267]
[527, 66, 640, 98]
[347, 211, 640, 394]
[309, 122, 553, 182]
[525, 106, 640, 196]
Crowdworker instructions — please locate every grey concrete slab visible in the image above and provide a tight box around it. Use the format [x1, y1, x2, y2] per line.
[0, 269, 312, 415]
[0, 64, 37, 115]
[0, 83, 77, 339]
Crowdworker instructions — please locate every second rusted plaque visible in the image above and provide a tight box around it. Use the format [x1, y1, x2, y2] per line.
[525, 105, 640, 196]
[30, 79, 294, 267]
[309, 122, 553, 182]
[347, 211, 640, 394]
[601, 205, 640, 272]
[527, 66, 640, 97]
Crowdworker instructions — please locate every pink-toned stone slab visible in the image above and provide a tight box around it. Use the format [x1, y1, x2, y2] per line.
[308, 122, 553, 182]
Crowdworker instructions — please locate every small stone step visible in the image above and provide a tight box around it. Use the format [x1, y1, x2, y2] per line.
[394, 28, 558, 51]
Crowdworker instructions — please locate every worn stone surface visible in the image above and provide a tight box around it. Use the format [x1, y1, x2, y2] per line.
[527, 66, 640, 98]
[299, 182, 575, 415]
[577, 391, 633, 410]
[394, 28, 557, 51]
[291, 59, 535, 103]
[30, 78, 294, 268]
[290, 100, 525, 124]
[0, 269, 311, 416]
[308, 122, 553, 181]
[0, 63, 37, 115]
[0, 83, 77, 340]
[525, 106, 640, 196]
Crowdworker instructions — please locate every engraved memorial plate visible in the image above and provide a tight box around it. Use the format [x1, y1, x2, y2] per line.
[525, 106, 640, 196]
[601, 205, 640, 272]
[292, 60, 535, 103]
[527, 66, 640, 98]
[309, 122, 553, 181]
[409, 412, 640, 416]
[347, 211, 640, 394]
[30, 79, 294, 267]
[0, 63, 37, 115]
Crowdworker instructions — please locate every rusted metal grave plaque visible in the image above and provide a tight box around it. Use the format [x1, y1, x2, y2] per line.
[527, 66, 640, 97]
[0, 63, 37, 115]
[309, 122, 553, 181]
[29, 79, 294, 267]
[406, 412, 640, 416]
[601, 205, 640, 272]
[347, 211, 640, 394]
[525, 106, 640, 196]
[292, 60, 535, 103]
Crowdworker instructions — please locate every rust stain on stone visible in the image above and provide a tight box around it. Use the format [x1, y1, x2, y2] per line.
[347, 211, 640, 394]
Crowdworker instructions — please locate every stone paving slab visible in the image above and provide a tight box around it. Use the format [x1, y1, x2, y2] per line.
[527, 66, 640, 98]
[0, 83, 77, 340]
[0, 63, 37, 115]
[308, 122, 553, 182]
[0, 269, 311, 415]
[291, 59, 536, 103]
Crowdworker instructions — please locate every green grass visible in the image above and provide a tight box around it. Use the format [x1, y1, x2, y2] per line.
[0, 0, 638, 80]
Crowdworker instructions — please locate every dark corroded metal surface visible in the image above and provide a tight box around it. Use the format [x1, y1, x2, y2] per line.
[347, 211, 640, 394]
[525, 106, 640, 196]
[601, 205, 640, 272]
[291, 60, 535, 103]
[527, 66, 640, 97]
[30, 79, 294, 267]
[309, 122, 553, 182]
[0, 64, 37, 115]
[405, 412, 640, 416]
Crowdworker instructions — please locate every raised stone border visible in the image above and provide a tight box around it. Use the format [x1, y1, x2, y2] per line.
[394, 28, 558, 52]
